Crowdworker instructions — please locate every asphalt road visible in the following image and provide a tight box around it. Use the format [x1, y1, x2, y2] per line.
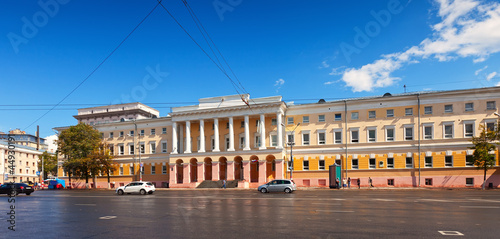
[1, 188, 500, 238]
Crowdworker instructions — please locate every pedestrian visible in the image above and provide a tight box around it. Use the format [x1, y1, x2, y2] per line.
[369, 177, 373, 188]
[348, 177, 351, 189]
[357, 178, 360, 189]
[342, 178, 347, 188]
[335, 177, 340, 189]
[223, 179, 226, 189]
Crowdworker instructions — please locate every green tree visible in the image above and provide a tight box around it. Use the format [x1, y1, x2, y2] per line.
[89, 143, 115, 188]
[38, 151, 57, 180]
[470, 124, 498, 190]
[58, 123, 102, 188]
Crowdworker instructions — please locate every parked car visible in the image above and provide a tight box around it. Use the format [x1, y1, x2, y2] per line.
[258, 179, 297, 193]
[0, 183, 35, 196]
[116, 181, 155, 195]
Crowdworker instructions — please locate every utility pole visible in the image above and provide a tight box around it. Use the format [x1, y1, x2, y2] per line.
[283, 123, 300, 180]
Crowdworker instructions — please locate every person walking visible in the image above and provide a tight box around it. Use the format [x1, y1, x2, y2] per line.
[347, 177, 351, 189]
[357, 178, 360, 189]
[336, 177, 340, 189]
[223, 179, 227, 189]
[342, 178, 347, 188]
[369, 177, 373, 188]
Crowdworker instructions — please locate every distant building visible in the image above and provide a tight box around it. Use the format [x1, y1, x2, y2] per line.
[1, 140, 43, 184]
[0, 129, 48, 150]
[55, 87, 500, 189]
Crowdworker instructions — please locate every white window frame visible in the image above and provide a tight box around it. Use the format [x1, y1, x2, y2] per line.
[444, 104, 453, 113]
[317, 130, 326, 145]
[129, 144, 135, 155]
[404, 125, 414, 141]
[486, 101, 496, 110]
[287, 117, 294, 125]
[254, 134, 261, 148]
[162, 165, 167, 174]
[286, 132, 295, 144]
[150, 129, 156, 135]
[425, 156, 433, 168]
[351, 159, 359, 169]
[333, 129, 342, 144]
[387, 158, 394, 168]
[211, 135, 216, 150]
[465, 102, 474, 112]
[424, 106, 432, 115]
[485, 119, 497, 132]
[369, 158, 376, 169]
[271, 118, 277, 125]
[367, 127, 376, 142]
[334, 113, 342, 121]
[443, 122, 454, 139]
[239, 133, 245, 149]
[368, 110, 376, 119]
[151, 165, 156, 175]
[386, 109, 394, 118]
[406, 156, 413, 168]
[162, 127, 167, 134]
[463, 120, 475, 138]
[303, 159, 309, 170]
[405, 108, 413, 116]
[139, 129, 144, 136]
[150, 142, 156, 154]
[319, 159, 325, 170]
[119, 166, 124, 176]
[224, 134, 230, 151]
[351, 112, 359, 120]
[423, 123, 433, 140]
[109, 132, 114, 138]
[161, 141, 168, 153]
[303, 116, 309, 124]
[385, 126, 395, 142]
[350, 128, 359, 143]
[445, 155, 453, 167]
[318, 115, 325, 122]
[119, 131, 124, 137]
[129, 165, 134, 175]
[118, 144, 124, 155]
[302, 131, 310, 146]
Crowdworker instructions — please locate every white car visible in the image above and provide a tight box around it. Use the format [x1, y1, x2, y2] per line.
[116, 181, 155, 195]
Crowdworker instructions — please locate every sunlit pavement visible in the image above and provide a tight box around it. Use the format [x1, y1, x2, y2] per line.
[2, 189, 500, 238]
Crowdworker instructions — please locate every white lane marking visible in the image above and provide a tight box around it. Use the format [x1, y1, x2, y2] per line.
[74, 204, 96, 206]
[312, 203, 341, 205]
[316, 210, 355, 213]
[99, 216, 117, 220]
[419, 199, 454, 202]
[373, 198, 396, 202]
[459, 206, 500, 209]
[468, 199, 500, 203]
[438, 231, 464, 236]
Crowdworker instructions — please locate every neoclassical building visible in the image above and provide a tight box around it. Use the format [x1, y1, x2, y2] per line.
[55, 87, 500, 188]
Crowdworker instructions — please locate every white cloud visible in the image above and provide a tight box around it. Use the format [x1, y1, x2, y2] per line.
[496, 81, 500, 86]
[475, 65, 488, 75]
[319, 61, 330, 69]
[339, 0, 500, 92]
[274, 78, 285, 92]
[486, 71, 497, 80]
[329, 66, 347, 75]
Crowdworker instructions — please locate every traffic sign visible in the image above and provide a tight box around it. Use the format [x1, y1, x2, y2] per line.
[36, 171, 41, 176]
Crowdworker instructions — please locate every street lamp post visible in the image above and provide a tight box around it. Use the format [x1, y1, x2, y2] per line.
[283, 123, 300, 180]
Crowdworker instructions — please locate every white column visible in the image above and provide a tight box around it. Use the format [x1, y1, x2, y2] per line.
[259, 114, 267, 150]
[228, 117, 235, 151]
[213, 118, 220, 152]
[184, 121, 191, 154]
[244, 115, 251, 150]
[199, 119, 205, 153]
[277, 112, 283, 149]
[172, 122, 178, 154]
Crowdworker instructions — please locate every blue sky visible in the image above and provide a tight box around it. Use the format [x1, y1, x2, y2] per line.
[1, 0, 500, 138]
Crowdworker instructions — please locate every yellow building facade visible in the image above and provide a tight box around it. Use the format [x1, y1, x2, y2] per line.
[56, 87, 500, 188]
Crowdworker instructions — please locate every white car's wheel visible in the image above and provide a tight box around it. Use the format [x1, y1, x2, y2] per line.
[117, 189, 124, 195]
[284, 188, 292, 193]
[140, 189, 146, 195]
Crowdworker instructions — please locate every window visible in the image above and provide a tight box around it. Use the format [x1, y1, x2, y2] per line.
[335, 113, 342, 121]
[445, 156, 453, 167]
[270, 134, 277, 147]
[271, 118, 277, 125]
[424, 125, 433, 139]
[302, 133, 310, 146]
[150, 142, 156, 154]
[425, 156, 433, 168]
[465, 102, 474, 112]
[129, 144, 135, 155]
[119, 131, 124, 137]
[405, 126, 413, 140]
[368, 111, 376, 119]
[368, 129, 376, 142]
[386, 128, 394, 141]
[255, 120, 259, 127]
[444, 124, 453, 139]
[151, 165, 156, 175]
[287, 117, 294, 125]
[464, 123, 474, 137]
[162, 142, 167, 153]
[387, 158, 394, 168]
[130, 166, 134, 175]
[486, 122, 496, 131]
[424, 106, 432, 115]
[303, 116, 309, 124]
[303, 160, 309, 170]
[405, 108, 413, 116]
[119, 145, 124, 155]
[119, 167, 123, 175]
[387, 179, 394, 186]
[212, 137, 216, 150]
[445, 104, 453, 113]
[318, 115, 325, 122]
[386, 109, 394, 117]
[129, 131, 134, 136]
[319, 160, 325, 170]
[352, 159, 358, 169]
[162, 128, 167, 134]
[109, 132, 114, 138]
[109, 145, 114, 155]
[162, 165, 167, 174]
[351, 130, 359, 143]
[140, 143, 145, 154]
[287, 133, 295, 144]
[140, 130, 144, 136]
[351, 112, 359, 120]
[369, 158, 376, 169]
[466, 178, 474, 186]
[406, 157, 413, 168]
[466, 155, 474, 166]
[486, 101, 496, 110]
[239, 136, 245, 149]
[334, 130, 342, 144]
[425, 178, 433, 186]
[318, 131, 326, 145]
[151, 129, 156, 135]
[240, 121, 245, 128]
[255, 135, 261, 148]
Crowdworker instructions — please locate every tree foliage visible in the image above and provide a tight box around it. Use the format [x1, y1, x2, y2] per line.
[38, 151, 57, 179]
[470, 124, 498, 189]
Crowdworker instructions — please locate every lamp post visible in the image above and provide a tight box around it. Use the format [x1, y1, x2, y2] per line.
[282, 122, 300, 180]
[132, 119, 143, 182]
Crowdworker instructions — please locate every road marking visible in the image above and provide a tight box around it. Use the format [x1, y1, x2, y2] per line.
[468, 199, 500, 203]
[438, 231, 464, 236]
[419, 199, 454, 202]
[74, 204, 96, 206]
[459, 206, 500, 209]
[99, 216, 117, 220]
[373, 198, 396, 202]
[312, 203, 341, 205]
[316, 210, 355, 213]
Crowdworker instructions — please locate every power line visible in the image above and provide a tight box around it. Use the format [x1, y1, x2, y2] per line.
[24, 1, 163, 131]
